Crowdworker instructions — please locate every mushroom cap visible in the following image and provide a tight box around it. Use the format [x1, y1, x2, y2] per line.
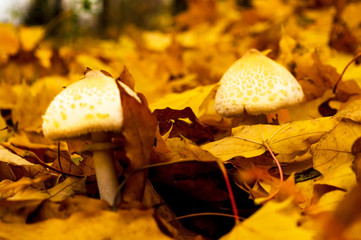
[215, 49, 305, 117]
[42, 70, 140, 140]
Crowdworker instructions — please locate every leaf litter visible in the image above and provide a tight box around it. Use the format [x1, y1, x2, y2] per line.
[1, 0, 361, 239]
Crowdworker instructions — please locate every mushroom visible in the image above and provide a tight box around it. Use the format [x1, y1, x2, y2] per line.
[42, 69, 140, 205]
[215, 49, 305, 123]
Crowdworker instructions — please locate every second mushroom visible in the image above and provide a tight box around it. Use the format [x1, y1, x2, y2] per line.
[215, 49, 305, 123]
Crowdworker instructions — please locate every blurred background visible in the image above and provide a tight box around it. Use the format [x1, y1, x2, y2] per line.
[0, 0, 190, 39]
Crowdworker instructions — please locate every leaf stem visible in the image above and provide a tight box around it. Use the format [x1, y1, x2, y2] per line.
[258, 126, 284, 204]
[333, 51, 361, 93]
[215, 159, 239, 224]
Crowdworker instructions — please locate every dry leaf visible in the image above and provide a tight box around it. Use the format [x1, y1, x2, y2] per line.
[202, 117, 338, 161]
[0, 209, 172, 240]
[0, 145, 46, 181]
[221, 199, 315, 240]
[153, 107, 214, 144]
[8, 177, 86, 202]
[311, 120, 359, 191]
[116, 77, 157, 202]
[18, 26, 45, 52]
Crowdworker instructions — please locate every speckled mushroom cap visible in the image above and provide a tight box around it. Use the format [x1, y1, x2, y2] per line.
[215, 49, 305, 117]
[42, 70, 140, 140]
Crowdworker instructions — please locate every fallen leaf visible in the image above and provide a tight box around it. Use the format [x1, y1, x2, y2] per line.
[150, 84, 219, 120]
[175, 0, 217, 27]
[311, 120, 359, 190]
[0, 199, 43, 223]
[0, 23, 19, 61]
[8, 177, 86, 202]
[153, 107, 214, 144]
[18, 25, 45, 52]
[0, 176, 51, 199]
[0, 209, 172, 240]
[221, 199, 315, 240]
[116, 75, 157, 202]
[202, 117, 338, 161]
[296, 52, 340, 100]
[334, 98, 361, 122]
[0, 145, 46, 181]
[28, 195, 110, 222]
[160, 136, 218, 163]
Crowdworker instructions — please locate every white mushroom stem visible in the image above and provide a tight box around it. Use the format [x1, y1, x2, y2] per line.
[91, 132, 119, 205]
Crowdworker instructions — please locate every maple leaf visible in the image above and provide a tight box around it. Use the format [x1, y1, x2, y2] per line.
[201, 117, 338, 161]
[311, 120, 359, 191]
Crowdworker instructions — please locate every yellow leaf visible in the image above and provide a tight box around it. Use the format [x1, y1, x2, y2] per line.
[201, 126, 266, 160]
[267, 117, 339, 155]
[143, 31, 172, 51]
[150, 84, 219, 119]
[0, 209, 172, 240]
[335, 99, 361, 123]
[278, 32, 297, 67]
[18, 25, 44, 51]
[0, 83, 17, 109]
[327, 52, 361, 86]
[71, 54, 114, 75]
[221, 199, 315, 240]
[311, 120, 359, 190]
[202, 117, 338, 161]
[11, 76, 68, 132]
[312, 188, 347, 213]
[0, 115, 8, 142]
[35, 45, 53, 68]
[0, 23, 19, 58]
[8, 177, 86, 201]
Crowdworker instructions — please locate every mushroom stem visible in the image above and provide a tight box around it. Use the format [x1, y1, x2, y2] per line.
[91, 132, 119, 205]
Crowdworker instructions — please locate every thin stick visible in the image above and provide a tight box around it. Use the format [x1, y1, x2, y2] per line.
[258, 126, 284, 204]
[23, 150, 84, 178]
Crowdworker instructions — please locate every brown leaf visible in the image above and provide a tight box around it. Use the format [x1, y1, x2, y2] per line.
[329, 19, 358, 54]
[175, 0, 217, 28]
[116, 80, 157, 203]
[0, 145, 47, 181]
[117, 66, 135, 90]
[296, 52, 340, 100]
[0, 176, 52, 199]
[153, 107, 214, 144]
[335, 80, 361, 102]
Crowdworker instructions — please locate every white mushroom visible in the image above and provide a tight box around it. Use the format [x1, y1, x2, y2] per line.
[215, 49, 304, 120]
[42, 69, 140, 205]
